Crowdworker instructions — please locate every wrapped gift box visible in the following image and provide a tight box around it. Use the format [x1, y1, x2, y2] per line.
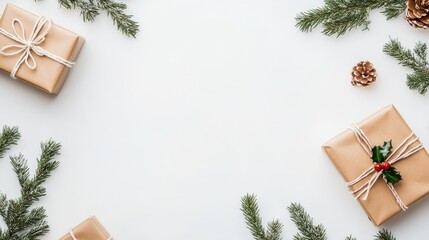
[0, 3, 84, 94]
[323, 105, 429, 226]
[59, 216, 112, 240]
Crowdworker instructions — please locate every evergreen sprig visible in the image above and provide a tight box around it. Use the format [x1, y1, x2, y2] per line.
[288, 203, 326, 240]
[36, 0, 139, 38]
[0, 126, 61, 240]
[0, 126, 20, 158]
[241, 194, 283, 240]
[383, 38, 429, 95]
[374, 229, 396, 240]
[240, 194, 396, 240]
[295, 0, 406, 37]
[345, 236, 357, 240]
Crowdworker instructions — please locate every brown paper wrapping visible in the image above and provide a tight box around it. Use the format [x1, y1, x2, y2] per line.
[323, 105, 429, 226]
[59, 216, 111, 240]
[0, 4, 84, 94]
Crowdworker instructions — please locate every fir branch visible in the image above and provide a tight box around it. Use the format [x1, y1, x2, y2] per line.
[240, 194, 272, 240]
[97, 0, 139, 38]
[0, 126, 20, 158]
[374, 229, 396, 240]
[381, 0, 407, 20]
[266, 220, 283, 240]
[241, 194, 265, 239]
[383, 38, 426, 70]
[296, 0, 407, 37]
[0, 195, 6, 219]
[407, 69, 429, 94]
[414, 42, 428, 66]
[0, 126, 61, 240]
[37, 0, 139, 37]
[241, 194, 396, 240]
[68, 0, 100, 22]
[288, 203, 327, 240]
[383, 38, 429, 94]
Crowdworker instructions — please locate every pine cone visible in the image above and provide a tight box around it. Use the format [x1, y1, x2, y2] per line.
[351, 61, 377, 86]
[406, 0, 429, 28]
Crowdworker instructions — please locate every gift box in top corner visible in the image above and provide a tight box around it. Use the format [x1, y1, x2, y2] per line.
[0, 3, 84, 94]
[323, 105, 429, 226]
[59, 216, 112, 240]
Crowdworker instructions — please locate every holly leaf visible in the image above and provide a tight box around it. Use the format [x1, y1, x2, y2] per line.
[383, 167, 402, 185]
[380, 140, 392, 158]
[371, 140, 392, 163]
[372, 146, 384, 163]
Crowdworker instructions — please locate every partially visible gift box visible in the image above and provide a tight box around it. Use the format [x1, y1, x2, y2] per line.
[59, 216, 112, 240]
[0, 3, 84, 94]
[323, 105, 429, 226]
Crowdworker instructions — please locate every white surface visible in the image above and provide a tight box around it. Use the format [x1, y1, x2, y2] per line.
[0, 0, 429, 239]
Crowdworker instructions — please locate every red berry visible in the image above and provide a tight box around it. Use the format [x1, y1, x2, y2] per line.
[374, 163, 382, 172]
[381, 161, 391, 171]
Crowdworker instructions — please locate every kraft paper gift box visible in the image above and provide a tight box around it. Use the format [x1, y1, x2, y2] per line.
[59, 216, 112, 240]
[0, 3, 84, 94]
[323, 105, 429, 226]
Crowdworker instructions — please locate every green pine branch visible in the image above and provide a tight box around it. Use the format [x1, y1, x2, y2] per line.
[374, 229, 396, 240]
[241, 194, 396, 240]
[381, 0, 408, 20]
[0, 126, 61, 240]
[36, 0, 139, 38]
[295, 0, 406, 37]
[266, 220, 282, 240]
[0, 126, 20, 158]
[383, 38, 429, 95]
[97, 0, 139, 38]
[241, 194, 283, 240]
[288, 203, 326, 240]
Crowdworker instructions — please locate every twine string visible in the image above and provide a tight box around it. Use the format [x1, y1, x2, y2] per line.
[388, 183, 408, 210]
[69, 230, 77, 240]
[0, 16, 74, 79]
[350, 124, 372, 156]
[346, 125, 424, 211]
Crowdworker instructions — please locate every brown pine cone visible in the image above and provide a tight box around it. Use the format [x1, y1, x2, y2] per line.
[351, 61, 377, 86]
[406, 0, 429, 28]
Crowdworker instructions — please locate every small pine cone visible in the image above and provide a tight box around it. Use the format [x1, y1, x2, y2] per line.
[351, 61, 377, 86]
[406, 0, 429, 28]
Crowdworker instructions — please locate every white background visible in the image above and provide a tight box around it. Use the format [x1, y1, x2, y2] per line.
[0, 0, 428, 239]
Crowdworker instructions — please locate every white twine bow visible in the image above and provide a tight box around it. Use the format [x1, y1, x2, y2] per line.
[346, 124, 424, 211]
[0, 16, 74, 79]
[69, 229, 113, 240]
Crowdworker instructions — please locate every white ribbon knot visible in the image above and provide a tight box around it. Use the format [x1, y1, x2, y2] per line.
[0, 16, 74, 79]
[346, 124, 424, 211]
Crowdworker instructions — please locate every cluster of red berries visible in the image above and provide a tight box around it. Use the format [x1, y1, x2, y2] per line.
[374, 162, 391, 172]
